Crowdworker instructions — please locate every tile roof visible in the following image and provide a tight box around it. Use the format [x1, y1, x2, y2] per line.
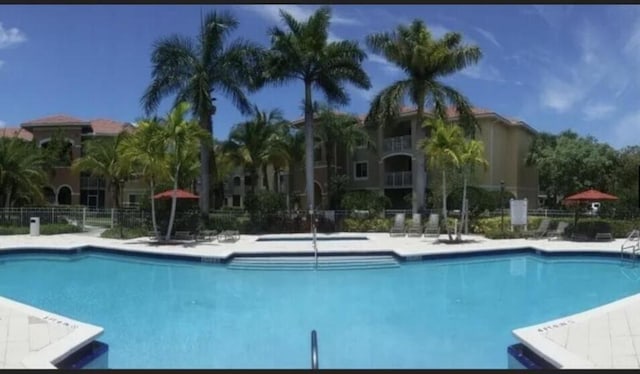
[21, 115, 87, 125]
[20, 114, 132, 135]
[0, 127, 33, 141]
[88, 119, 133, 135]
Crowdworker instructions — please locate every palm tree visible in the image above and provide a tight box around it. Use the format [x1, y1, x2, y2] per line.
[421, 118, 464, 240]
[456, 138, 488, 239]
[141, 10, 263, 222]
[262, 6, 371, 215]
[0, 137, 48, 208]
[282, 129, 306, 211]
[161, 102, 208, 241]
[223, 106, 289, 194]
[365, 20, 482, 213]
[121, 117, 170, 237]
[314, 104, 372, 208]
[72, 133, 132, 209]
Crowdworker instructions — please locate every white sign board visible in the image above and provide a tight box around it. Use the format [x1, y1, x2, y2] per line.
[510, 198, 528, 226]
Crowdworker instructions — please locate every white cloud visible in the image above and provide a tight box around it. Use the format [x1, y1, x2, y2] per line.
[0, 22, 26, 49]
[474, 27, 502, 49]
[461, 63, 505, 83]
[242, 5, 362, 26]
[368, 53, 401, 75]
[608, 110, 640, 149]
[538, 21, 622, 113]
[583, 103, 616, 121]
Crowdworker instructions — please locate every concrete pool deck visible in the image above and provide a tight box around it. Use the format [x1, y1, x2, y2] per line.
[0, 231, 637, 369]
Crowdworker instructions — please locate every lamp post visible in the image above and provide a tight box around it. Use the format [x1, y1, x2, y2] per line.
[500, 180, 505, 232]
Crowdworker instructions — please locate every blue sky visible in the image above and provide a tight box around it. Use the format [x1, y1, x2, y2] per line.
[0, 5, 637, 148]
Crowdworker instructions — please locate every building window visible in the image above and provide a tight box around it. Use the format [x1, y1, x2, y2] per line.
[354, 161, 368, 180]
[233, 176, 241, 187]
[244, 176, 252, 187]
[232, 195, 241, 207]
[356, 137, 367, 149]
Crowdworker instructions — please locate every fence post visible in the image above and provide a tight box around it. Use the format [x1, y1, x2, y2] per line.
[51, 207, 54, 224]
[111, 208, 115, 229]
[82, 207, 87, 231]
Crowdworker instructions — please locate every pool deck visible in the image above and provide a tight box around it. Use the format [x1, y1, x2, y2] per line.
[0, 231, 636, 369]
[0, 296, 102, 369]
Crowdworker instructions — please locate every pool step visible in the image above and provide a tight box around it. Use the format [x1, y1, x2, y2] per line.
[227, 255, 400, 271]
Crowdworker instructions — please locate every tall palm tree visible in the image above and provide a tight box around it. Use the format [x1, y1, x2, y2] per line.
[263, 6, 371, 215]
[0, 137, 48, 208]
[121, 117, 170, 237]
[161, 102, 208, 241]
[421, 118, 464, 240]
[141, 10, 263, 222]
[365, 20, 482, 213]
[223, 106, 289, 194]
[71, 133, 132, 209]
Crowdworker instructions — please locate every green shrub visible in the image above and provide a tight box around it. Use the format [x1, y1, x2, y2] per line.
[471, 216, 546, 234]
[100, 227, 148, 239]
[567, 218, 639, 239]
[244, 191, 287, 233]
[0, 224, 83, 235]
[483, 229, 523, 239]
[343, 217, 391, 232]
[341, 190, 390, 214]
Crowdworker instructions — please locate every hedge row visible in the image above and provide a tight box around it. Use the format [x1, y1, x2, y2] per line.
[0, 224, 83, 236]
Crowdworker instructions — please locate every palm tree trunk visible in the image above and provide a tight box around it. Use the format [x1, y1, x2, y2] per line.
[415, 102, 427, 214]
[304, 81, 314, 216]
[198, 113, 213, 222]
[149, 179, 159, 237]
[457, 173, 468, 241]
[288, 165, 295, 212]
[165, 166, 180, 241]
[442, 169, 453, 241]
[262, 164, 269, 191]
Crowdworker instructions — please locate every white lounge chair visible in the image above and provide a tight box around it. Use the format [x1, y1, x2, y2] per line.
[389, 213, 406, 237]
[407, 213, 422, 237]
[423, 213, 440, 238]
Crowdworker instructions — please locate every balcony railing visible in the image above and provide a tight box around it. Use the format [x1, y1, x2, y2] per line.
[384, 171, 412, 187]
[382, 135, 412, 154]
[80, 176, 106, 190]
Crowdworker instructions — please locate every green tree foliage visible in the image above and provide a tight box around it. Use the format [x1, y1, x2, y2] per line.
[0, 136, 48, 207]
[142, 10, 263, 220]
[365, 19, 481, 212]
[262, 6, 371, 212]
[526, 130, 618, 207]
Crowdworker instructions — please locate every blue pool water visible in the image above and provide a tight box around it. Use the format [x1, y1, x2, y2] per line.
[0, 251, 638, 368]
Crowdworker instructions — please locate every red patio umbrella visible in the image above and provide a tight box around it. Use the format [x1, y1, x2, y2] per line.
[562, 188, 618, 228]
[153, 189, 199, 200]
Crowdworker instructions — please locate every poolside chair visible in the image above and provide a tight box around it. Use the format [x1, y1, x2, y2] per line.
[389, 213, 406, 237]
[423, 213, 440, 238]
[195, 229, 218, 242]
[218, 230, 240, 243]
[523, 219, 550, 240]
[546, 221, 569, 241]
[407, 213, 423, 237]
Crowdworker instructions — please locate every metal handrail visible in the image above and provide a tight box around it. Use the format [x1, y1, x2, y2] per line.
[621, 229, 640, 262]
[311, 330, 318, 370]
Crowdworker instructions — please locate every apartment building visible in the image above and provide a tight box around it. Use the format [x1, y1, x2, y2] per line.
[286, 106, 539, 211]
[1, 115, 145, 208]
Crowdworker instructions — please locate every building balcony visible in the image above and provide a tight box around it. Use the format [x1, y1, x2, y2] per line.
[80, 176, 106, 190]
[382, 135, 412, 155]
[384, 171, 412, 188]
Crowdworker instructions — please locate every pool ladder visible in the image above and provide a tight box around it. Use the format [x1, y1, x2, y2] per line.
[311, 330, 319, 369]
[620, 229, 640, 264]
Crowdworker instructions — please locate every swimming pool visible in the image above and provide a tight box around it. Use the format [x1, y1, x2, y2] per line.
[0, 249, 638, 368]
